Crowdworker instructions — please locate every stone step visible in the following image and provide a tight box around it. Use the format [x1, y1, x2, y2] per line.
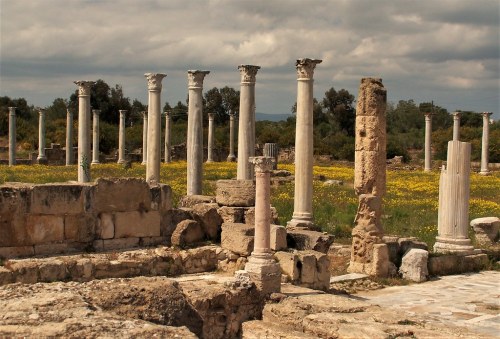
[242, 320, 317, 338]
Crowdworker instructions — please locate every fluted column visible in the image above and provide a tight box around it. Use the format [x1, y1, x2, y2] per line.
[145, 73, 167, 184]
[227, 111, 236, 162]
[66, 108, 74, 165]
[424, 112, 433, 172]
[480, 112, 493, 175]
[207, 113, 215, 163]
[164, 111, 171, 163]
[36, 109, 47, 162]
[452, 111, 461, 141]
[141, 111, 147, 165]
[91, 109, 100, 164]
[187, 70, 210, 195]
[8, 107, 16, 166]
[263, 143, 278, 170]
[287, 58, 322, 229]
[237, 65, 260, 180]
[117, 110, 127, 164]
[74, 80, 95, 182]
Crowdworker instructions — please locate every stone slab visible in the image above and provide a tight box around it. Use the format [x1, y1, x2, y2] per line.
[114, 211, 161, 238]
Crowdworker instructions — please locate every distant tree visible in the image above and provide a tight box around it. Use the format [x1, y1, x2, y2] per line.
[322, 87, 355, 136]
[203, 87, 225, 124]
[220, 86, 240, 118]
[171, 101, 188, 122]
[45, 98, 68, 121]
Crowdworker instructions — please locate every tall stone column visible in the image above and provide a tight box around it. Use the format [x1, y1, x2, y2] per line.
[434, 140, 474, 254]
[117, 110, 127, 164]
[8, 107, 16, 166]
[145, 73, 167, 184]
[164, 111, 171, 163]
[479, 112, 493, 175]
[263, 143, 278, 170]
[424, 112, 433, 172]
[227, 111, 236, 162]
[187, 70, 210, 195]
[287, 58, 322, 229]
[141, 111, 148, 165]
[37, 109, 47, 162]
[452, 111, 461, 141]
[207, 113, 215, 163]
[244, 156, 281, 295]
[74, 80, 95, 182]
[92, 109, 100, 164]
[237, 65, 260, 180]
[66, 108, 74, 165]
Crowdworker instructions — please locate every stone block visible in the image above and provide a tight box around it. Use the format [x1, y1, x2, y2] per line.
[0, 267, 14, 285]
[471, 217, 500, 245]
[286, 229, 334, 253]
[171, 220, 205, 247]
[245, 257, 281, 295]
[428, 253, 489, 276]
[0, 185, 31, 247]
[64, 214, 96, 242]
[93, 178, 151, 213]
[221, 223, 254, 256]
[354, 115, 385, 152]
[274, 251, 299, 281]
[11, 261, 39, 284]
[244, 206, 279, 225]
[150, 183, 173, 212]
[30, 183, 88, 214]
[297, 251, 317, 284]
[102, 237, 140, 251]
[97, 213, 115, 239]
[382, 235, 399, 265]
[313, 251, 331, 290]
[114, 211, 161, 238]
[178, 195, 216, 208]
[0, 246, 34, 259]
[216, 179, 255, 207]
[26, 215, 64, 244]
[140, 236, 168, 247]
[38, 259, 68, 282]
[217, 206, 246, 224]
[192, 203, 223, 240]
[34, 243, 69, 256]
[399, 248, 429, 282]
[354, 151, 386, 196]
[271, 225, 287, 251]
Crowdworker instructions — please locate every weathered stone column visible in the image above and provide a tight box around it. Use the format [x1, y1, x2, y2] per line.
[424, 112, 433, 172]
[117, 110, 127, 164]
[91, 109, 100, 164]
[480, 112, 492, 175]
[452, 111, 461, 141]
[348, 78, 389, 277]
[164, 111, 171, 163]
[74, 80, 95, 182]
[37, 109, 47, 162]
[145, 73, 167, 184]
[207, 113, 215, 163]
[263, 143, 278, 170]
[237, 65, 260, 180]
[244, 156, 281, 295]
[434, 140, 474, 254]
[287, 58, 322, 229]
[141, 111, 147, 165]
[227, 111, 236, 162]
[187, 70, 210, 195]
[66, 108, 74, 166]
[8, 107, 16, 166]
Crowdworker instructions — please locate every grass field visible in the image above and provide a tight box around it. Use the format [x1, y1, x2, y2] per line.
[1, 161, 498, 247]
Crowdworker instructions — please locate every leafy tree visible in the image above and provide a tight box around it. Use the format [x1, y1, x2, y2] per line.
[321, 87, 355, 136]
[203, 87, 225, 125]
[171, 101, 188, 122]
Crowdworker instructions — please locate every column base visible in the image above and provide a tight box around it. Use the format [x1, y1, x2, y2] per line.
[141, 161, 147, 165]
[434, 236, 475, 255]
[479, 170, 490, 176]
[91, 160, 100, 165]
[244, 253, 281, 295]
[424, 167, 432, 172]
[206, 159, 214, 163]
[287, 213, 315, 230]
[227, 155, 236, 162]
[117, 159, 125, 164]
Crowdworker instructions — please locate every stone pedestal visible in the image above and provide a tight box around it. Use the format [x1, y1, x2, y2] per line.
[452, 111, 461, 141]
[227, 112, 236, 162]
[92, 109, 100, 164]
[434, 140, 474, 255]
[479, 112, 492, 175]
[187, 70, 210, 195]
[207, 113, 215, 163]
[164, 111, 171, 163]
[237, 65, 260, 180]
[66, 108, 74, 166]
[263, 143, 278, 170]
[141, 111, 147, 165]
[37, 109, 47, 162]
[288, 58, 321, 230]
[145, 73, 167, 184]
[117, 110, 127, 164]
[424, 112, 433, 172]
[74, 80, 95, 182]
[8, 107, 16, 166]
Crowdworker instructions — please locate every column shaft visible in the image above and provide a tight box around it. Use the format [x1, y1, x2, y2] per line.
[118, 110, 126, 164]
[92, 110, 100, 164]
[207, 113, 215, 162]
[227, 112, 236, 161]
[164, 112, 171, 163]
[66, 109, 74, 165]
[75, 80, 94, 182]
[424, 113, 432, 171]
[37, 110, 47, 161]
[452, 112, 461, 141]
[141, 111, 148, 165]
[8, 107, 16, 166]
[480, 112, 492, 175]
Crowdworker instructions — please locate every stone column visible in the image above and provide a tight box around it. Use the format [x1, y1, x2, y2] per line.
[434, 140, 474, 254]
[424, 112, 433, 172]
[187, 70, 210, 195]
[237, 65, 260, 180]
[244, 156, 281, 295]
[207, 113, 215, 163]
[141, 111, 148, 165]
[452, 111, 461, 141]
[227, 111, 236, 162]
[66, 108, 74, 165]
[37, 109, 47, 162]
[117, 110, 127, 164]
[8, 107, 16, 166]
[164, 111, 172, 163]
[74, 80, 95, 182]
[287, 58, 322, 229]
[479, 112, 492, 175]
[263, 143, 278, 170]
[145, 73, 167, 184]
[91, 109, 100, 164]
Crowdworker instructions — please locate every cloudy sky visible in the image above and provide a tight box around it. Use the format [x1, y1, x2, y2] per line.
[1, 0, 499, 119]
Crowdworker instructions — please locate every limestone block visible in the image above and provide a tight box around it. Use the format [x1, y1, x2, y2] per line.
[140, 236, 168, 247]
[399, 248, 429, 282]
[192, 203, 223, 240]
[355, 77, 387, 117]
[274, 251, 300, 281]
[354, 151, 386, 196]
[470, 217, 499, 245]
[371, 243, 390, 277]
[171, 220, 204, 247]
[244, 206, 279, 225]
[313, 251, 331, 290]
[150, 183, 173, 212]
[161, 208, 193, 240]
[93, 178, 151, 213]
[30, 183, 88, 214]
[216, 179, 255, 207]
[217, 206, 246, 224]
[102, 237, 140, 251]
[221, 223, 254, 256]
[38, 259, 68, 282]
[0, 246, 34, 259]
[382, 235, 399, 265]
[297, 251, 317, 284]
[26, 215, 65, 244]
[428, 253, 489, 276]
[0, 184, 31, 247]
[271, 225, 287, 251]
[114, 211, 161, 238]
[34, 243, 69, 256]
[286, 229, 334, 253]
[64, 214, 96, 242]
[355, 116, 386, 152]
[0, 267, 14, 285]
[245, 257, 282, 295]
[12, 261, 39, 284]
[179, 195, 216, 208]
[97, 213, 115, 239]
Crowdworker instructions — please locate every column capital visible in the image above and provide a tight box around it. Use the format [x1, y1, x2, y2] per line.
[452, 111, 461, 119]
[250, 156, 275, 173]
[481, 112, 493, 118]
[66, 108, 73, 116]
[38, 108, 45, 117]
[238, 65, 261, 84]
[8, 107, 16, 116]
[208, 113, 215, 121]
[296, 58, 322, 80]
[229, 111, 236, 118]
[144, 73, 167, 91]
[119, 110, 127, 116]
[163, 111, 170, 118]
[141, 110, 148, 118]
[423, 111, 434, 118]
[187, 70, 210, 89]
[92, 109, 101, 116]
[74, 81, 95, 96]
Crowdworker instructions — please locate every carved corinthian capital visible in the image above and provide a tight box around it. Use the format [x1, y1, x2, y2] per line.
[249, 156, 275, 173]
[238, 65, 261, 84]
[145, 73, 167, 91]
[187, 70, 210, 89]
[296, 58, 322, 80]
[74, 80, 95, 96]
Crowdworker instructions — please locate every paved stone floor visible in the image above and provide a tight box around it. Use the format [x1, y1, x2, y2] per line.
[357, 271, 500, 338]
